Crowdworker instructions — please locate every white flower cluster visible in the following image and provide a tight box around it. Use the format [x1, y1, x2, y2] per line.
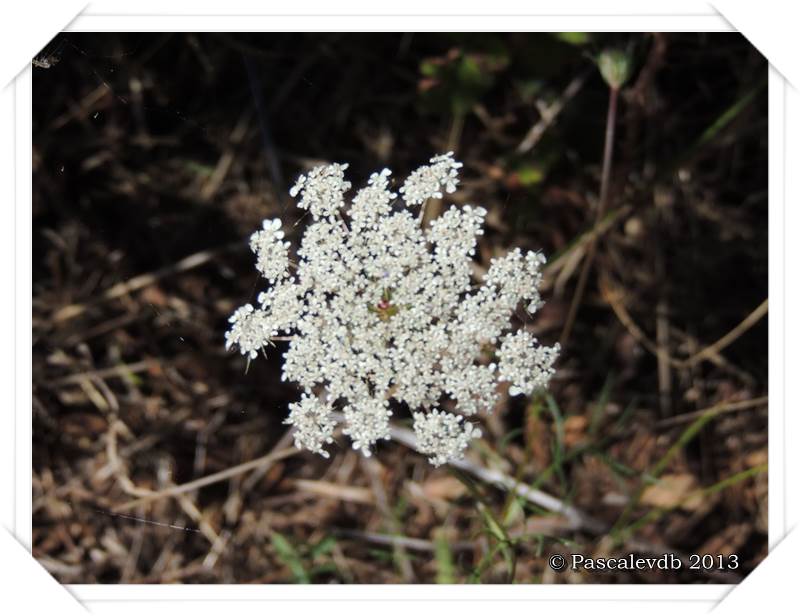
[249, 218, 290, 284]
[497, 331, 560, 397]
[413, 410, 482, 467]
[399, 152, 463, 205]
[226, 154, 559, 466]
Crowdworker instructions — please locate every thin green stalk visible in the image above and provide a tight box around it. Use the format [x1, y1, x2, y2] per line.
[615, 464, 767, 543]
[610, 403, 737, 538]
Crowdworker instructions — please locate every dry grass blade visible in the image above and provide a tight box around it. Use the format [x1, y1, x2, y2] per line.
[517, 70, 589, 154]
[602, 273, 768, 373]
[543, 206, 631, 287]
[51, 360, 155, 386]
[113, 441, 298, 512]
[52, 242, 243, 323]
[655, 396, 768, 429]
[683, 298, 768, 366]
[294, 479, 374, 505]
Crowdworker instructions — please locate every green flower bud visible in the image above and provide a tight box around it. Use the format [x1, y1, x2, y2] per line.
[597, 49, 633, 90]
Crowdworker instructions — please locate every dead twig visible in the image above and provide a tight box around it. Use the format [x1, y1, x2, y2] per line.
[293, 479, 374, 505]
[517, 70, 589, 154]
[334, 528, 474, 553]
[332, 412, 606, 535]
[682, 298, 768, 367]
[52, 242, 243, 323]
[50, 360, 155, 386]
[113, 438, 298, 512]
[199, 109, 251, 201]
[654, 396, 768, 429]
[601, 273, 768, 373]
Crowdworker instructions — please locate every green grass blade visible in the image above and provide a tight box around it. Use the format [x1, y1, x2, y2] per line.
[270, 532, 311, 584]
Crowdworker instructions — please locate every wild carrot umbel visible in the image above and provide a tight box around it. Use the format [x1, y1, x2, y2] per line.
[226, 154, 559, 465]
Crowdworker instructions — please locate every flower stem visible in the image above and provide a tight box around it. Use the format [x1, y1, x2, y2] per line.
[560, 85, 620, 347]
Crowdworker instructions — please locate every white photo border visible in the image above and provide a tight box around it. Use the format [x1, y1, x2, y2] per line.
[6, 4, 790, 613]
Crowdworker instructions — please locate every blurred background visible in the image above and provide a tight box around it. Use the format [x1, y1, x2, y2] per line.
[32, 32, 767, 584]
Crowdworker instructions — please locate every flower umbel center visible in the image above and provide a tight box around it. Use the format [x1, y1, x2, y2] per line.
[369, 288, 399, 322]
